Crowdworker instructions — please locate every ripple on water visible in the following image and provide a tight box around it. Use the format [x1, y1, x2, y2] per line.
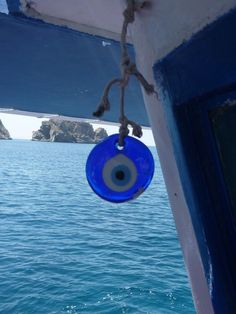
[0, 141, 195, 313]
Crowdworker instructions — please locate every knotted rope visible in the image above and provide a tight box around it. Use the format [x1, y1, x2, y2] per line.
[93, 0, 157, 147]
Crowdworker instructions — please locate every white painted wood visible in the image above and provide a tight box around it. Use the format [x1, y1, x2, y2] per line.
[20, 0, 126, 40]
[19, 0, 236, 46]
[131, 0, 236, 60]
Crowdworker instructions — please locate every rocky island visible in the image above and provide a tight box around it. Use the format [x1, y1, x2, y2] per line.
[0, 120, 11, 140]
[32, 119, 108, 143]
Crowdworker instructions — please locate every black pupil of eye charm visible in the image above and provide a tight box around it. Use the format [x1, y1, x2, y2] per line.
[86, 134, 155, 203]
[116, 170, 124, 180]
[112, 165, 130, 185]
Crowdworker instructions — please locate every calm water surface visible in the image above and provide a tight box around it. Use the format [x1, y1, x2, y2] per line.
[0, 140, 195, 313]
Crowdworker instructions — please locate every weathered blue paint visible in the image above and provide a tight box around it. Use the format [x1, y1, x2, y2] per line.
[6, 0, 21, 14]
[154, 7, 236, 314]
[0, 13, 149, 126]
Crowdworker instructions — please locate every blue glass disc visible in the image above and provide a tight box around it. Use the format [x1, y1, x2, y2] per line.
[86, 134, 154, 203]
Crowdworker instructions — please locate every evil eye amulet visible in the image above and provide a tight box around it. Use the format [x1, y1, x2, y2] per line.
[86, 134, 154, 203]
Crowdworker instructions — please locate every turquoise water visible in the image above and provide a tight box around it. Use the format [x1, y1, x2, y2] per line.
[0, 140, 195, 313]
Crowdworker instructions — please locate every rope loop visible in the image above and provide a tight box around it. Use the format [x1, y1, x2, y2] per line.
[118, 116, 129, 147]
[93, 0, 156, 146]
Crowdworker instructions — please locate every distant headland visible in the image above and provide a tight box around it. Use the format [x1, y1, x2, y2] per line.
[32, 119, 108, 143]
[0, 120, 11, 140]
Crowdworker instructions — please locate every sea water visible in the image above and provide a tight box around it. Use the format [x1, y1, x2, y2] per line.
[0, 140, 195, 313]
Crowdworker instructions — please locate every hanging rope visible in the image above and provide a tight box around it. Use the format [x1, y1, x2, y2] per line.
[93, 0, 157, 147]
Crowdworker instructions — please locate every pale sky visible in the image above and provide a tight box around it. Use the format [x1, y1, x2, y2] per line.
[0, 113, 155, 146]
